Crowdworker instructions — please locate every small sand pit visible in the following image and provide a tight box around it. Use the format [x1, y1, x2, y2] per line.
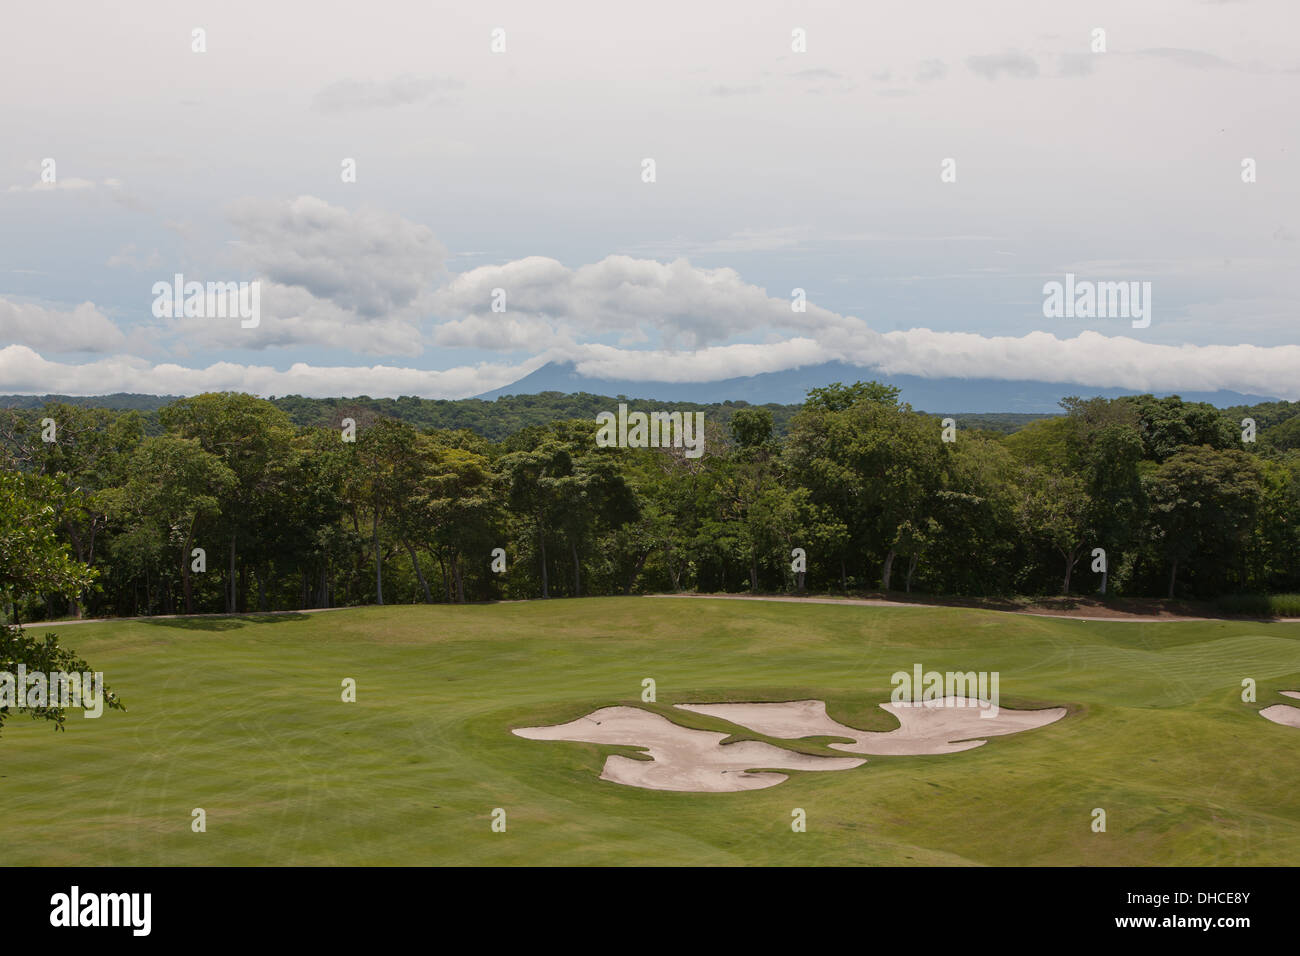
[676, 697, 1066, 756]
[513, 706, 864, 792]
[1260, 691, 1300, 729]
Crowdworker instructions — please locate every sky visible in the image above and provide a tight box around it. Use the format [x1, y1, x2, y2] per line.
[2, 0, 1298, 399]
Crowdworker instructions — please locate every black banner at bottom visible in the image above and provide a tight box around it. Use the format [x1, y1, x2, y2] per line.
[10, 866, 1279, 942]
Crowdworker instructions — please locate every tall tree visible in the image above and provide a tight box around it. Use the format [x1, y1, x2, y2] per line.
[1146, 446, 1265, 598]
[111, 436, 235, 614]
[161, 394, 296, 612]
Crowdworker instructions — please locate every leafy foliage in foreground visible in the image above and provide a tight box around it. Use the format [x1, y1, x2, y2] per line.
[0, 624, 125, 734]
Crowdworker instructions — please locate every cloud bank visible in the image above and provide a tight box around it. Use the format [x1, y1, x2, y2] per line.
[5, 329, 1300, 400]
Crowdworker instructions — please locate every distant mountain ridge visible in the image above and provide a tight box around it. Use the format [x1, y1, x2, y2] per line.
[0, 363, 1278, 426]
[475, 361, 1277, 413]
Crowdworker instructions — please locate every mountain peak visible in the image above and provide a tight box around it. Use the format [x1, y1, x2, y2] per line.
[475, 361, 1274, 413]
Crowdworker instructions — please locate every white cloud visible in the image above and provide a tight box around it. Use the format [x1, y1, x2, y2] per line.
[106, 244, 162, 270]
[158, 281, 429, 357]
[624, 226, 814, 257]
[227, 195, 446, 317]
[559, 328, 1300, 399]
[432, 312, 571, 351]
[0, 345, 537, 399]
[430, 255, 863, 349]
[7, 328, 1300, 400]
[966, 52, 1039, 80]
[147, 196, 452, 355]
[552, 331, 1293, 401]
[846, 328, 1300, 398]
[7, 177, 98, 193]
[0, 298, 125, 353]
[914, 60, 947, 83]
[5, 177, 140, 208]
[312, 74, 463, 112]
[1135, 48, 1236, 70]
[566, 339, 834, 382]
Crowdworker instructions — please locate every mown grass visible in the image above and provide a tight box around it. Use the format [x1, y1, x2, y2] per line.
[2, 598, 1297, 865]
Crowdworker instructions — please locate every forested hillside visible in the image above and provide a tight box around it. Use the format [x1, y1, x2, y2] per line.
[1, 391, 1067, 440]
[2, 383, 1298, 622]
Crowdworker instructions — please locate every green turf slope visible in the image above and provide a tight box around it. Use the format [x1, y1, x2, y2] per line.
[2, 597, 1297, 865]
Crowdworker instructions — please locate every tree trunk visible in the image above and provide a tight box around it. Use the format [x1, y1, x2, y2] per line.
[626, 550, 649, 595]
[905, 553, 919, 594]
[403, 538, 433, 603]
[572, 541, 582, 597]
[454, 555, 465, 604]
[373, 510, 384, 605]
[228, 532, 237, 613]
[840, 558, 847, 592]
[83, 522, 98, 618]
[1167, 559, 1178, 600]
[749, 553, 758, 591]
[1062, 547, 1077, 595]
[539, 529, 549, 599]
[181, 526, 194, 614]
[881, 548, 896, 592]
[67, 530, 85, 618]
[437, 553, 451, 602]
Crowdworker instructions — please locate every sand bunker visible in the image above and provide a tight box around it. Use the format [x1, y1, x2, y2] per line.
[515, 695, 1066, 791]
[513, 706, 865, 792]
[675, 697, 1066, 756]
[1260, 691, 1300, 729]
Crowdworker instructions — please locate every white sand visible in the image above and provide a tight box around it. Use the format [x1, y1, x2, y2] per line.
[676, 696, 1066, 756]
[1260, 691, 1300, 729]
[513, 706, 864, 792]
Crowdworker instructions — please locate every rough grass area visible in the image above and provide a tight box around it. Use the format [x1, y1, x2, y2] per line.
[1216, 593, 1300, 618]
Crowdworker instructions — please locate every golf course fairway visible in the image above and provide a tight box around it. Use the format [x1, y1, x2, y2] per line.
[3, 597, 1297, 866]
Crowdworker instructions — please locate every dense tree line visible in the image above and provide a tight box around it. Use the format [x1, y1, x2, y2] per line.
[1, 390, 1062, 442]
[1, 391, 800, 442]
[2, 383, 1298, 622]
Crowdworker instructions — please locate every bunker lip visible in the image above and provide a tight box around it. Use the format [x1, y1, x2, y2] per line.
[675, 697, 1067, 756]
